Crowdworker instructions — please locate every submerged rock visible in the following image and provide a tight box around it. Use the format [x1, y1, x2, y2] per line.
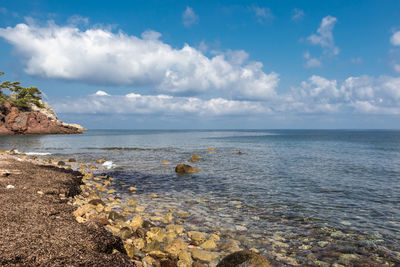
[217, 250, 270, 267]
[175, 164, 200, 174]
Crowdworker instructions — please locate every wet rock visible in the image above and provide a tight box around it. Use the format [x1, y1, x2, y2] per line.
[143, 240, 162, 253]
[160, 259, 176, 267]
[166, 224, 184, 235]
[119, 227, 134, 239]
[165, 238, 188, 257]
[129, 186, 137, 191]
[88, 199, 105, 206]
[57, 161, 66, 166]
[142, 256, 160, 267]
[208, 147, 215, 151]
[338, 254, 360, 265]
[200, 239, 217, 250]
[68, 158, 76, 162]
[178, 251, 193, 266]
[190, 154, 201, 160]
[188, 231, 207, 245]
[108, 211, 126, 222]
[175, 164, 200, 174]
[97, 158, 106, 164]
[133, 238, 145, 250]
[136, 228, 147, 238]
[146, 227, 166, 242]
[217, 250, 270, 267]
[220, 239, 241, 253]
[191, 248, 220, 262]
[126, 199, 137, 206]
[130, 214, 144, 229]
[143, 220, 155, 229]
[237, 151, 245, 155]
[161, 160, 171, 164]
[124, 242, 135, 258]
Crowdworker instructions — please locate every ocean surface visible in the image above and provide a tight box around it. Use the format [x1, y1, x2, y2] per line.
[1, 129, 400, 264]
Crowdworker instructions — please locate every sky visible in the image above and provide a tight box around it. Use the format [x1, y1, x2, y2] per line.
[0, 0, 400, 129]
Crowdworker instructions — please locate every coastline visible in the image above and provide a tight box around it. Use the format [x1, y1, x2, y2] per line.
[0, 151, 271, 267]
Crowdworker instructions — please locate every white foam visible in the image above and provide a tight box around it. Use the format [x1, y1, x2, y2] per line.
[102, 160, 116, 169]
[25, 152, 52, 156]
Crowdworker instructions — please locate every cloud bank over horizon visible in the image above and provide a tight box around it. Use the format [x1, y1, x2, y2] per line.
[0, 22, 279, 100]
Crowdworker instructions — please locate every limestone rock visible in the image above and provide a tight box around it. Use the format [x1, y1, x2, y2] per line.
[216, 250, 270, 267]
[191, 249, 219, 262]
[165, 238, 188, 257]
[175, 164, 200, 174]
[188, 231, 207, 245]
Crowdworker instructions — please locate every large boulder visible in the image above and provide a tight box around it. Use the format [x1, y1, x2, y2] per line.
[217, 250, 270, 267]
[175, 164, 200, 174]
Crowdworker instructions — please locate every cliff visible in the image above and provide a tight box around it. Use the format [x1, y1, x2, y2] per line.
[0, 101, 86, 135]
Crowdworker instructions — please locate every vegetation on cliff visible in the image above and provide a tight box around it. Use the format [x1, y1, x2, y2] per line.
[0, 72, 44, 110]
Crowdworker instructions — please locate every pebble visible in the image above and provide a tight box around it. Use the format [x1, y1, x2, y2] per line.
[6, 184, 15, 189]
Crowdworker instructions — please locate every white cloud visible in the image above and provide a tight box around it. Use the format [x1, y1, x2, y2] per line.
[67, 15, 89, 26]
[182, 7, 198, 27]
[394, 64, 400, 73]
[94, 90, 109, 96]
[308, 16, 339, 56]
[303, 52, 321, 68]
[52, 93, 270, 116]
[390, 31, 400, 46]
[289, 75, 400, 114]
[291, 8, 304, 21]
[0, 22, 279, 100]
[250, 6, 273, 23]
[350, 57, 363, 65]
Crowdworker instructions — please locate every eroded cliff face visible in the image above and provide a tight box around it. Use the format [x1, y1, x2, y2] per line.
[0, 102, 85, 135]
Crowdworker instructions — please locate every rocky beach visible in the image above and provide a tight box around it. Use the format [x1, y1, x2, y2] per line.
[0, 150, 272, 267]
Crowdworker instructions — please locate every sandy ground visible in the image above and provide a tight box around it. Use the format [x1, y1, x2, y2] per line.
[0, 154, 134, 266]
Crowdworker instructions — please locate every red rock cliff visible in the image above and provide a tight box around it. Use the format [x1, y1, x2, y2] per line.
[0, 102, 84, 135]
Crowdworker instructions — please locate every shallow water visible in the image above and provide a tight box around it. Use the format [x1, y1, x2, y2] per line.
[1, 129, 400, 265]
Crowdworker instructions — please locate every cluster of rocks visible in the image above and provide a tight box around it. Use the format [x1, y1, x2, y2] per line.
[0, 101, 86, 135]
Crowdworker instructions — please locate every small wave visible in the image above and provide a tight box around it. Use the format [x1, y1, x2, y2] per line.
[25, 152, 52, 156]
[85, 147, 175, 151]
[102, 160, 116, 169]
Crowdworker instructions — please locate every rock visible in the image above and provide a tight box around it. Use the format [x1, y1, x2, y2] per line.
[166, 224, 184, 235]
[146, 227, 166, 242]
[208, 147, 215, 151]
[149, 250, 168, 259]
[68, 158, 76, 162]
[143, 240, 162, 253]
[119, 227, 133, 239]
[188, 231, 207, 245]
[237, 151, 245, 155]
[220, 240, 241, 253]
[133, 238, 145, 250]
[97, 158, 106, 164]
[130, 215, 144, 229]
[126, 199, 137, 206]
[161, 160, 171, 164]
[150, 193, 158, 198]
[57, 161, 65, 166]
[0, 101, 83, 135]
[217, 250, 270, 267]
[190, 154, 201, 160]
[200, 239, 217, 250]
[108, 211, 126, 222]
[160, 259, 177, 267]
[165, 238, 188, 257]
[191, 249, 219, 262]
[6, 184, 15, 189]
[124, 242, 135, 258]
[129, 186, 137, 191]
[88, 199, 105, 206]
[175, 164, 200, 174]
[178, 251, 193, 266]
[142, 256, 159, 267]
[338, 254, 360, 265]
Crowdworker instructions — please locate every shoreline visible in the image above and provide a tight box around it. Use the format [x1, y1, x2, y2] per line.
[0, 151, 271, 267]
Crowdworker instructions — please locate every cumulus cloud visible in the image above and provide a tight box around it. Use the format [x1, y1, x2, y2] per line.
[0, 22, 279, 100]
[250, 6, 273, 23]
[308, 16, 339, 56]
[52, 93, 270, 116]
[182, 7, 198, 27]
[391, 31, 400, 46]
[289, 75, 400, 114]
[291, 8, 304, 21]
[303, 51, 321, 68]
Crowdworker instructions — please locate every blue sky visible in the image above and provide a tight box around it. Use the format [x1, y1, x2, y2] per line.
[0, 0, 400, 129]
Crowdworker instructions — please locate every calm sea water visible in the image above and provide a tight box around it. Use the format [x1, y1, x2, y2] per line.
[1, 129, 400, 263]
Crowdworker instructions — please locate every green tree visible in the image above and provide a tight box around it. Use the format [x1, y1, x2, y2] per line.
[0, 72, 44, 109]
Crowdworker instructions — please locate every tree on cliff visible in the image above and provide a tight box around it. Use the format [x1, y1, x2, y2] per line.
[0, 72, 44, 110]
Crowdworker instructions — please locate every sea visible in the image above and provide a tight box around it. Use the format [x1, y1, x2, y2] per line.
[1, 129, 399, 265]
